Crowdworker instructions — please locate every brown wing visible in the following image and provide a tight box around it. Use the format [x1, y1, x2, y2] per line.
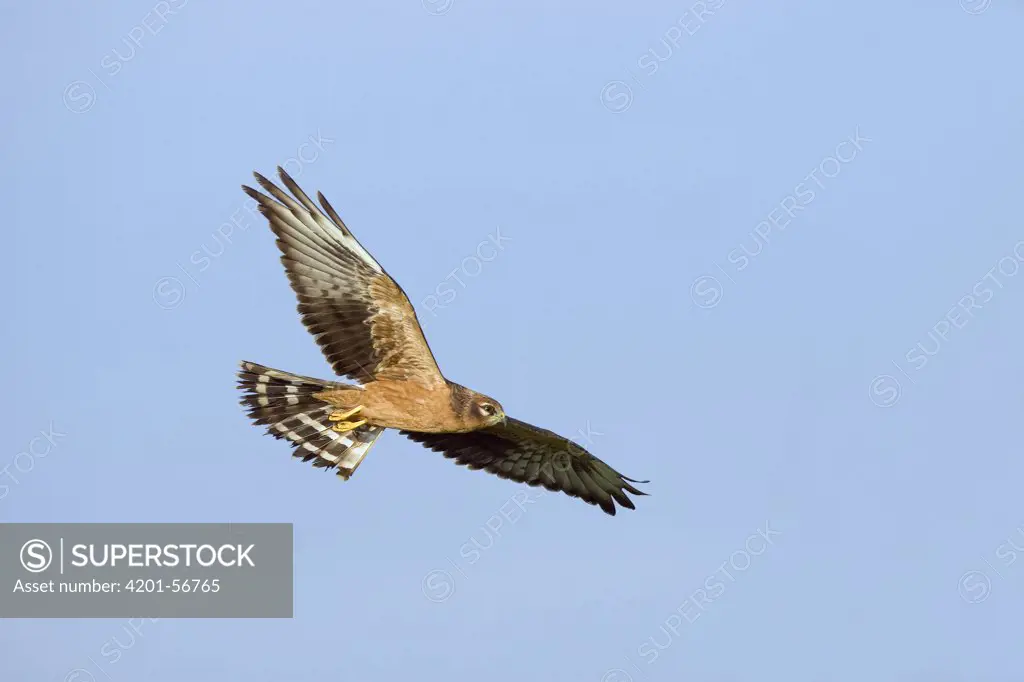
[242, 168, 444, 386]
[402, 418, 648, 515]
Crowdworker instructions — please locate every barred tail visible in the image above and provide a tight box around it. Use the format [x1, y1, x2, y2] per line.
[236, 361, 384, 480]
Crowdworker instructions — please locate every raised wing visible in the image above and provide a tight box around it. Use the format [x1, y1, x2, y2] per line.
[402, 418, 648, 515]
[243, 168, 445, 386]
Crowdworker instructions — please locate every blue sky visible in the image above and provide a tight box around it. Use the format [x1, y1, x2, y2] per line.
[3, 0, 1024, 680]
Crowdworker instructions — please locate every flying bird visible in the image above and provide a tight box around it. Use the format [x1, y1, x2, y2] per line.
[237, 168, 648, 515]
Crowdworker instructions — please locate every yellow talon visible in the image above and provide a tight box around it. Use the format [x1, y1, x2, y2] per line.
[331, 418, 367, 433]
[328, 406, 363, 422]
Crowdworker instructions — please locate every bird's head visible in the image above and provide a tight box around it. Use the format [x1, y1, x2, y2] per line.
[471, 395, 506, 428]
[449, 383, 507, 429]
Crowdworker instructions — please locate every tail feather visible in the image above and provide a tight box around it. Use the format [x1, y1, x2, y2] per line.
[237, 361, 384, 480]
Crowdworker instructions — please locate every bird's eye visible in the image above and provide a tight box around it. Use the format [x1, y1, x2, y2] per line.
[480, 403, 496, 416]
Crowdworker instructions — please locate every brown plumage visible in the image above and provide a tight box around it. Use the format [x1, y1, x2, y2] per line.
[236, 167, 648, 515]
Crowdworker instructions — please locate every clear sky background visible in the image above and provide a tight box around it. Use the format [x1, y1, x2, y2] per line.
[3, 1, 1024, 680]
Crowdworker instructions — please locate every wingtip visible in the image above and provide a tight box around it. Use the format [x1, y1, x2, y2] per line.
[252, 171, 275, 192]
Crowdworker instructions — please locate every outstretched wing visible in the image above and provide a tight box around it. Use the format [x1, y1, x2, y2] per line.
[402, 418, 648, 515]
[243, 168, 445, 386]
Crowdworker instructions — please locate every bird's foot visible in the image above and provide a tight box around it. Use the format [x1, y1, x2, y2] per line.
[328, 405, 367, 433]
[331, 419, 367, 433]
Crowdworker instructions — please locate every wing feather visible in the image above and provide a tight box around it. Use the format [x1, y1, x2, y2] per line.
[402, 418, 647, 515]
[243, 168, 445, 386]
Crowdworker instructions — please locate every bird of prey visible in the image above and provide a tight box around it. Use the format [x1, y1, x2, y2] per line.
[237, 167, 648, 515]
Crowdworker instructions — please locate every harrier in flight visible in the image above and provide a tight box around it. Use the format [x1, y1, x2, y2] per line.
[237, 168, 647, 515]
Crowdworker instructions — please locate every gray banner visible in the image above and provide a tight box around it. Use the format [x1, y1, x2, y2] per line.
[0, 523, 292, 618]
